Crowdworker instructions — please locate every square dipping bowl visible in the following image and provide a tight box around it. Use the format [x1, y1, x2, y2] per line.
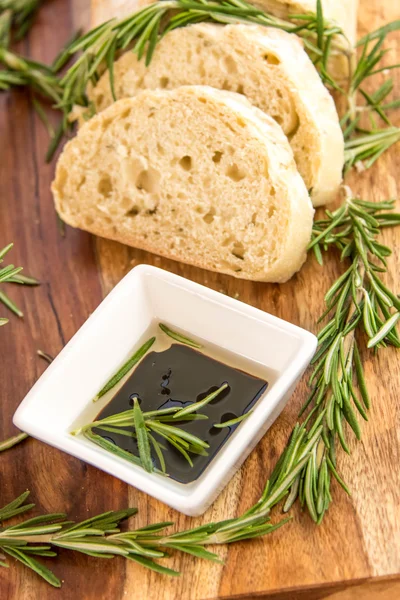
[14, 265, 317, 516]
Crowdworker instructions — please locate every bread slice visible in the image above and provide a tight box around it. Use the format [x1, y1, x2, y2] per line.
[132, 0, 357, 75]
[119, 0, 357, 46]
[88, 24, 344, 206]
[53, 86, 314, 282]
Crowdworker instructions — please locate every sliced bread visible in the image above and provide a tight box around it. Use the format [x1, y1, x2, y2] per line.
[88, 23, 344, 206]
[133, 0, 358, 75]
[53, 86, 314, 282]
[130, 0, 357, 44]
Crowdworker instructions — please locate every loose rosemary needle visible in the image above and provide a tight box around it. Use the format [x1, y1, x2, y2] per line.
[94, 337, 156, 401]
[159, 323, 203, 348]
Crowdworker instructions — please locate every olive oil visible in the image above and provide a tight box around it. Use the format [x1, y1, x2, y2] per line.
[94, 342, 268, 483]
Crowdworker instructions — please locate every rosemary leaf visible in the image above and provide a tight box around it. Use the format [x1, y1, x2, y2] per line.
[133, 398, 153, 473]
[367, 311, 400, 348]
[0, 432, 28, 452]
[0, 290, 23, 317]
[213, 411, 251, 428]
[173, 383, 228, 418]
[94, 337, 155, 401]
[159, 323, 202, 348]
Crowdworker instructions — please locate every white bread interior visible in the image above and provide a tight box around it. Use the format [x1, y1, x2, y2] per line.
[89, 23, 344, 206]
[53, 86, 314, 282]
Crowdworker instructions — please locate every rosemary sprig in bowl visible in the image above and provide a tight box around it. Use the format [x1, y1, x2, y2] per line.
[76, 384, 228, 473]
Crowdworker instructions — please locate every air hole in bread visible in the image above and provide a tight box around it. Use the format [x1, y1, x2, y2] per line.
[124, 123, 131, 131]
[179, 156, 192, 171]
[195, 206, 204, 214]
[103, 215, 112, 225]
[84, 215, 95, 227]
[121, 108, 132, 119]
[96, 93, 105, 107]
[236, 84, 244, 95]
[267, 204, 277, 218]
[223, 56, 237, 74]
[226, 163, 246, 182]
[222, 80, 230, 90]
[264, 54, 280, 65]
[126, 206, 139, 217]
[270, 186, 276, 197]
[212, 151, 223, 164]
[159, 77, 169, 88]
[251, 212, 258, 225]
[135, 167, 160, 194]
[177, 192, 186, 200]
[98, 174, 113, 198]
[236, 118, 245, 128]
[146, 206, 158, 216]
[101, 117, 112, 129]
[77, 175, 86, 190]
[287, 114, 300, 140]
[273, 115, 283, 126]
[198, 97, 207, 104]
[232, 242, 245, 260]
[157, 143, 165, 155]
[222, 236, 236, 247]
[203, 207, 216, 224]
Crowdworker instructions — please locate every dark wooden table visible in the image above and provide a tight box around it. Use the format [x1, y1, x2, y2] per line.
[1, 0, 399, 598]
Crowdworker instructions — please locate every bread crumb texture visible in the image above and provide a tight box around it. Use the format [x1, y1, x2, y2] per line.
[53, 86, 314, 282]
[89, 24, 344, 206]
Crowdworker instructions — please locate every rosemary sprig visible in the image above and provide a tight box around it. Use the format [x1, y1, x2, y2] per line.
[94, 337, 155, 401]
[75, 401, 210, 473]
[0, 47, 62, 102]
[0, 243, 39, 450]
[278, 196, 400, 521]
[0, 243, 23, 322]
[0, 440, 307, 588]
[159, 322, 202, 348]
[0, 0, 42, 46]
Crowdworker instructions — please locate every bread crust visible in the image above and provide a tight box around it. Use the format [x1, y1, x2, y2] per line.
[88, 23, 344, 206]
[53, 87, 314, 282]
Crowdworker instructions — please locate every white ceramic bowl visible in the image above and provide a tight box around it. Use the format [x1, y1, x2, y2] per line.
[14, 265, 317, 516]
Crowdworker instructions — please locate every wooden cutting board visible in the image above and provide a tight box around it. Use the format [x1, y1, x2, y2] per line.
[0, 0, 399, 598]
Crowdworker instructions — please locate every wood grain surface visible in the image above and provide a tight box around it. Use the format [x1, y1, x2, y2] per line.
[0, 0, 399, 598]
